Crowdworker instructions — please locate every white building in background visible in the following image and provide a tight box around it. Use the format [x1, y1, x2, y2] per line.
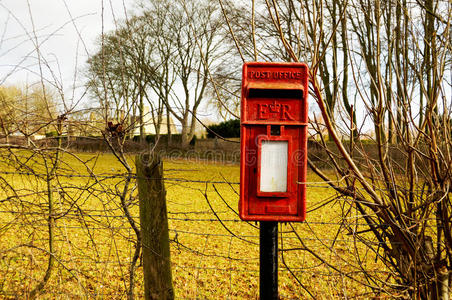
[193, 117, 216, 139]
[133, 106, 178, 136]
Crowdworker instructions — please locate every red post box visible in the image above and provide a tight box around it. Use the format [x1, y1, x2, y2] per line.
[239, 62, 309, 222]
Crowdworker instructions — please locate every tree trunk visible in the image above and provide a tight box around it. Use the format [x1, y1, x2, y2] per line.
[139, 93, 145, 142]
[181, 131, 190, 149]
[180, 114, 193, 149]
[29, 118, 63, 298]
[166, 112, 171, 147]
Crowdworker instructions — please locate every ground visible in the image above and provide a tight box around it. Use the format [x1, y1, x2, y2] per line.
[0, 151, 387, 299]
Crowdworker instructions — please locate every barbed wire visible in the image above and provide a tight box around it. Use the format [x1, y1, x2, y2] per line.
[0, 205, 442, 227]
[0, 170, 435, 192]
[0, 218, 413, 245]
[0, 157, 445, 298]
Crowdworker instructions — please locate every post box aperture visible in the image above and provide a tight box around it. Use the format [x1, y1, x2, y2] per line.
[239, 62, 308, 222]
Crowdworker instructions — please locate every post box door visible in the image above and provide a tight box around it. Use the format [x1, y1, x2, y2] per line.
[243, 125, 302, 216]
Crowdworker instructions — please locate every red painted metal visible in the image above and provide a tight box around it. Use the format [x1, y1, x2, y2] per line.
[239, 62, 309, 222]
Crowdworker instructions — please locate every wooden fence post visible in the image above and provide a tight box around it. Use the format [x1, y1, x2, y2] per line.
[136, 153, 174, 300]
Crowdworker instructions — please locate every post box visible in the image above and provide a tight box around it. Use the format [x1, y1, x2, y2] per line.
[239, 62, 309, 222]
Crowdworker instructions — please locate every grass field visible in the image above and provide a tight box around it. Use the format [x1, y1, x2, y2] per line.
[0, 151, 387, 299]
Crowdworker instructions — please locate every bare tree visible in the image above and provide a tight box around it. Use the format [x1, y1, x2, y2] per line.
[217, 0, 452, 298]
[87, 0, 226, 149]
[159, 0, 225, 148]
[86, 28, 143, 140]
[0, 84, 58, 143]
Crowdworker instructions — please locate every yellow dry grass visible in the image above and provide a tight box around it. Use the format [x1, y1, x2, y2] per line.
[0, 151, 388, 299]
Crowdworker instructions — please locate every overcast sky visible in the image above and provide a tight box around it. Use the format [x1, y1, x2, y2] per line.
[0, 0, 131, 106]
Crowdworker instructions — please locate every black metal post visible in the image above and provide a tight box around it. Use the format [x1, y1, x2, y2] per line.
[260, 221, 278, 300]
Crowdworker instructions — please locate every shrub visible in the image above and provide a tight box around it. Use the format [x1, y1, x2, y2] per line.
[45, 131, 58, 137]
[132, 134, 191, 146]
[206, 119, 240, 138]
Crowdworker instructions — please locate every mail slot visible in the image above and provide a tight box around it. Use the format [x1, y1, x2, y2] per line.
[239, 62, 309, 222]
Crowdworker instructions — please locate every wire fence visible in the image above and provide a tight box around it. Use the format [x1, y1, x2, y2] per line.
[0, 147, 431, 299]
